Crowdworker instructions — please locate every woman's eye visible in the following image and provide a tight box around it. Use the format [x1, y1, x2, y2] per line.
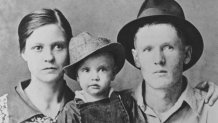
[32, 46, 42, 52]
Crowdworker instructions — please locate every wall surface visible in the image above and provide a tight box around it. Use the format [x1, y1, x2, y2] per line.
[0, 0, 218, 94]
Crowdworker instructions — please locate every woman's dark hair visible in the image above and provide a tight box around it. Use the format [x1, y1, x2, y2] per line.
[18, 8, 72, 52]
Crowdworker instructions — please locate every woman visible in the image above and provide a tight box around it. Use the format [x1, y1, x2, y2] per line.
[0, 8, 75, 122]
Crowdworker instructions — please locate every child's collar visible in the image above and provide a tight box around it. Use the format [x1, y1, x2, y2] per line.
[75, 88, 114, 103]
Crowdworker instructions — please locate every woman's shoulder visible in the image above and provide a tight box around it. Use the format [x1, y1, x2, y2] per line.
[0, 94, 9, 123]
[0, 93, 8, 102]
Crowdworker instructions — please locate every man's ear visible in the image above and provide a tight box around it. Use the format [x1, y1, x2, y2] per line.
[132, 49, 141, 68]
[184, 45, 192, 64]
[76, 76, 79, 81]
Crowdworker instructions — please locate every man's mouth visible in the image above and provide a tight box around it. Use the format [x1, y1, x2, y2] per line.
[154, 70, 167, 74]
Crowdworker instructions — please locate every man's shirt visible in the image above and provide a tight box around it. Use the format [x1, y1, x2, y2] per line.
[133, 77, 218, 123]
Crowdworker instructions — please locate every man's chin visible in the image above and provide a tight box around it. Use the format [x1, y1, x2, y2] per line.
[147, 78, 172, 89]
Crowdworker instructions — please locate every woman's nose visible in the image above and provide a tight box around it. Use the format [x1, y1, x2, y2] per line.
[43, 49, 55, 63]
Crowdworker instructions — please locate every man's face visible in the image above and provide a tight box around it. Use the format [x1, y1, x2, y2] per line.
[132, 23, 191, 89]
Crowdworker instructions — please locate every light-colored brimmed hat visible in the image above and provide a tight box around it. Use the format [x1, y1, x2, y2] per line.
[64, 32, 125, 80]
[117, 0, 203, 71]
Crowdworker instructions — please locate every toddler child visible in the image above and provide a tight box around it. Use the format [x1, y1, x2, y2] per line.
[61, 32, 131, 123]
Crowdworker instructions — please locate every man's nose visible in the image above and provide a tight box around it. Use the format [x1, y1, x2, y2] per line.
[153, 50, 165, 65]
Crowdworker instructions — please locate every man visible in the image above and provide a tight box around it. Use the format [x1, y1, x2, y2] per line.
[117, 0, 218, 122]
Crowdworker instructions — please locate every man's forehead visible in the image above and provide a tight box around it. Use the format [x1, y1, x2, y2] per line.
[134, 23, 181, 47]
[136, 23, 176, 37]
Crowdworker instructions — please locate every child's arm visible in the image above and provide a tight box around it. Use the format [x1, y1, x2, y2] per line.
[195, 81, 218, 106]
[58, 101, 81, 123]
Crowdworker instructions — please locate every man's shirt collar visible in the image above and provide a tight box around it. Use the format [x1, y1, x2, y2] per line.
[133, 76, 201, 122]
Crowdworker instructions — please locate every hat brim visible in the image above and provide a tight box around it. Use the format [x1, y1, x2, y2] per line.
[117, 15, 203, 71]
[64, 43, 125, 80]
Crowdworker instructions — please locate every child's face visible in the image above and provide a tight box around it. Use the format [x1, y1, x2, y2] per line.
[77, 52, 116, 97]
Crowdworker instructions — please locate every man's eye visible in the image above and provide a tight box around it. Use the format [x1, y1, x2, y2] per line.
[54, 44, 64, 51]
[32, 46, 42, 52]
[143, 47, 152, 52]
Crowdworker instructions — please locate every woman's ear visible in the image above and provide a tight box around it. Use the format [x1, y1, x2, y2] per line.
[21, 51, 27, 61]
[184, 45, 192, 64]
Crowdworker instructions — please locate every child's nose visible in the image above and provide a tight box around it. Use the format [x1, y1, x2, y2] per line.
[91, 71, 100, 81]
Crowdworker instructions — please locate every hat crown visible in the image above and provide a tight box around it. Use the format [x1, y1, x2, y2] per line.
[138, 0, 185, 19]
[65, 32, 125, 79]
[68, 32, 111, 64]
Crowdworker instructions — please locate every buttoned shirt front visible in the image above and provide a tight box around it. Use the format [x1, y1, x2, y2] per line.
[133, 76, 218, 123]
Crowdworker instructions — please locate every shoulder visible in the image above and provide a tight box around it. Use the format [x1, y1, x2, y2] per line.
[0, 94, 8, 103]
[63, 100, 80, 117]
[114, 89, 134, 103]
[203, 98, 218, 122]
[0, 94, 9, 123]
[60, 100, 81, 123]
[207, 97, 218, 120]
[64, 100, 79, 110]
[192, 88, 207, 102]
[114, 89, 135, 110]
[192, 88, 218, 121]
[115, 89, 134, 98]
[6, 86, 27, 111]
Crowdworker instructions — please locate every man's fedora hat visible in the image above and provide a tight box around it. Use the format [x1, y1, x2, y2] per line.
[117, 0, 203, 71]
[64, 32, 125, 80]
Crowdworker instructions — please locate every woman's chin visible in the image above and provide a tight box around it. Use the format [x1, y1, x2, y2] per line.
[36, 74, 63, 83]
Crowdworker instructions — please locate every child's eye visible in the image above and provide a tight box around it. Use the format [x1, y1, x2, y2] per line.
[81, 68, 89, 72]
[163, 45, 174, 51]
[99, 67, 107, 72]
[32, 46, 43, 52]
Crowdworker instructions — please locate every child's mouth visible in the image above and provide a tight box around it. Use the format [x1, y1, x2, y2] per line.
[89, 84, 100, 89]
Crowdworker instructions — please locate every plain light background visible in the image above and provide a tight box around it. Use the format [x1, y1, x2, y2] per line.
[0, 0, 218, 94]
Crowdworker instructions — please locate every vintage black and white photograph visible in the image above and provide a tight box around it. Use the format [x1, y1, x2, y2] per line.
[0, 0, 218, 122]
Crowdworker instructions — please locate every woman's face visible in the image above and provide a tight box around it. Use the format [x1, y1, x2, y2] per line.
[21, 24, 69, 83]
